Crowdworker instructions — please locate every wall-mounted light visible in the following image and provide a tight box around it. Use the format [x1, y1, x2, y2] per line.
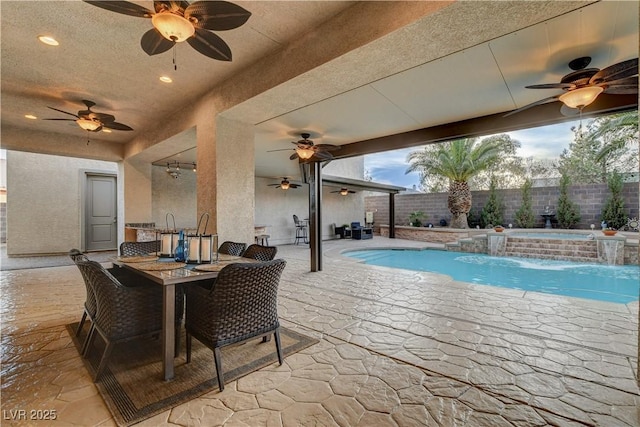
[25, 114, 37, 120]
[159, 76, 173, 83]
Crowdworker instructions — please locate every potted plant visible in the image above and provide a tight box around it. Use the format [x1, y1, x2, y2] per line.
[494, 225, 505, 232]
[409, 211, 425, 227]
[603, 227, 618, 236]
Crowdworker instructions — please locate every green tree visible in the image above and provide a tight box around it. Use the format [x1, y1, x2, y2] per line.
[558, 114, 638, 183]
[556, 174, 581, 229]
[514, 178, 535, 228]
[480, 178, 504, 227]
[601, 171, 627, 229]
[406, 138, 503, 228]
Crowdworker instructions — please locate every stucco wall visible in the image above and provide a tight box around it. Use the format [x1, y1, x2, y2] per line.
[6, 151, 118, 255]
[152, 165, 197, 230]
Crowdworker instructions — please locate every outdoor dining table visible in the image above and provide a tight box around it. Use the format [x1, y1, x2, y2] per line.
[112, 253, 259, 381]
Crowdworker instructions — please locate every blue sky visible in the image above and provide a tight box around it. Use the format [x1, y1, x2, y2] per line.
[365, 119, 580, 189]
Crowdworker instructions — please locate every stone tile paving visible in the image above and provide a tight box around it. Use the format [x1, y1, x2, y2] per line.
[1, 238, 638, 426]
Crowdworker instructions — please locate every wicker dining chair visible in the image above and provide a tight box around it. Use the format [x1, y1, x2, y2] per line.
[69, 249, 94, 353]
[185, 259, 287, 391]
[218, 241, 247, 257]
[74, 260, 164, 381]
[242, 244, 278, 261]
[119, 240, 160, 256]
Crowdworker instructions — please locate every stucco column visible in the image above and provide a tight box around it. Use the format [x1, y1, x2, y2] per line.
[197, 116, 255, 245]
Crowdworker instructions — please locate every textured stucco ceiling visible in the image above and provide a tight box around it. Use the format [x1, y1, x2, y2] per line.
[1, 1, 637, 181]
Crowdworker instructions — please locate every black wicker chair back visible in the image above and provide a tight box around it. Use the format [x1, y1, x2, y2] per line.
[242, 244, 277, 261]
[69, 249, 95, 352]
[74, 260, 163, 381]
[218, 241, 247, 256]
[119, 240, 160, 256]
[185, 259, 287, 391]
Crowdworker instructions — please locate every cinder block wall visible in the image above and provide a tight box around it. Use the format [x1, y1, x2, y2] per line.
[366, 183, 639, 229]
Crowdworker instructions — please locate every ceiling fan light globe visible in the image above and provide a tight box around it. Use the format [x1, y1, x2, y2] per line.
[558, 86, 603, 109]
[340, 189, 348, 196]
[76, 118, 101, 131]
[296, 147, 314, 160]
[281, 182, 290, 190]
[152, 12, 195, 42]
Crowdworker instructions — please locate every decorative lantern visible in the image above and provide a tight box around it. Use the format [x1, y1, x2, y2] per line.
[158, 213, 180, 257]
[187, 213, 218, 264]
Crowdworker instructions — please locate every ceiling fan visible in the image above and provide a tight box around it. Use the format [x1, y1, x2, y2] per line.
[269, 133, 341, 162]
[331, 188, 356, 196]
[44, 100, 133, 132]
[268, 177, 300, 190]
[83, 0, 251, 62]
[505, 56, 638, 117]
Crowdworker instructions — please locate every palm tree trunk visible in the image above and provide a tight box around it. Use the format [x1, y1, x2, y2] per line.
[448, 180, 472, 228]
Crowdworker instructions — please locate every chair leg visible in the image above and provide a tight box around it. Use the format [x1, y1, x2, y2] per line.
[76, 311, 88, 336]
[82, 323, 96, 358]
[175, 323, 181, 357]
[274, 329, 283, 365]
[214, 347, 224, 391]
[186, 333, 192, 363]
[94, 342, 114, 382]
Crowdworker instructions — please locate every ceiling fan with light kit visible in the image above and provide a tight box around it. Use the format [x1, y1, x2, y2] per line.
[83, 0, 251, 63]
[44, 100, 133, 133]
[331, 188, 356, 196]
[505, 56, 638, 117]
[268, 177, 300, 190]
[268, 133, 340, 163]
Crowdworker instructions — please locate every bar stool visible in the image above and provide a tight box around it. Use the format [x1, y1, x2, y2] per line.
[255, 234, 270, 245]
[293, 215, 308, 245]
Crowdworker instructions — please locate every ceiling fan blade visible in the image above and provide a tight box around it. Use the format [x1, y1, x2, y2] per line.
[185, 1, 252, 31]
[103, 121, 134, 131]
[289, 153, 299, 160]
[90, 125, 104, 132]
[310, 151, 333, 161]
[187, 29, 232, 61]
[90, 112, 116, 122]
[601, 76, 638, 94]
[525, 83, 575, 90]
[315, 144, 340, 151]
[602, 84, 638, 95]
[267, 148, 294, 152]
[141, 28, 175, 56]
[589, 58, 638, 85]
[43, 118, 76, 121]
[503, 95, 560, 117]
[83, 1, 153, 17]
[560, 104, 580, 117]
[47, 106, 79, 118]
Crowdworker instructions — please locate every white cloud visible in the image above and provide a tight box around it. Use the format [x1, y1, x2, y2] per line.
[365, 119, 584, 188]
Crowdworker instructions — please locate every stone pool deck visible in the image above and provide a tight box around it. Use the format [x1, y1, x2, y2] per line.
[1, 237, 638, 426]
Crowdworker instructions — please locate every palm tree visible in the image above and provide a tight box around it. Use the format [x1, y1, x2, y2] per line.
[406, 138, 503, 228]
[593, 111, 638, 161]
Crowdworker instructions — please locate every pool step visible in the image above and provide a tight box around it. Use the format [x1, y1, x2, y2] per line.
[504, 237, 597, 262]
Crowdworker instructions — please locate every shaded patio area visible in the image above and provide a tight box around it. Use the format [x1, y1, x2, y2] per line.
[1, 237, 638, 426]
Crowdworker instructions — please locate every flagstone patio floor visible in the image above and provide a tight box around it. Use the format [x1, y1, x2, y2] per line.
[1, 237, 638, 426]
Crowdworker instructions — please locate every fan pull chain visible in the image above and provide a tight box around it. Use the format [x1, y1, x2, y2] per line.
[173, 45, 177, 71]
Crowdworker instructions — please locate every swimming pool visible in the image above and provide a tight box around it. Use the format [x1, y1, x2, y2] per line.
[345, 249, 639, 304]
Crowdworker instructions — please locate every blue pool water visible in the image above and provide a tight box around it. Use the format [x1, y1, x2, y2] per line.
[345, 249, 639, 304]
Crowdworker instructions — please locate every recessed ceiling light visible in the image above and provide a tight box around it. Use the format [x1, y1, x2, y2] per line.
[25, 114, 37, 120]
[159, 76, 172, 83]
[102, 128, 112, 133]
[38, 35, 59, 46]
